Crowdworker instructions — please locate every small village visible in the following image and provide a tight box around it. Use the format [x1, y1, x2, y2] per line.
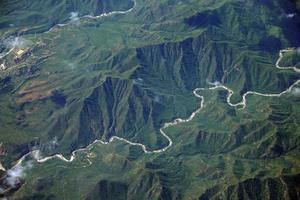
[0, 47, 31, 73]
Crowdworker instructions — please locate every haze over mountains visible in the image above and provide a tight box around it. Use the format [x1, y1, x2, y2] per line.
[1, 0, 300, 199]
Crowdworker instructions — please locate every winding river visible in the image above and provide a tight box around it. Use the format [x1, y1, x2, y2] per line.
[0, 0, 299, 175]
[2, 47, 298, 171]
[0, 0, 137, 60]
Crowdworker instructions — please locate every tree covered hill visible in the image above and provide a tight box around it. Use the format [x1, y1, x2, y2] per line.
[0, 0, 300, 199]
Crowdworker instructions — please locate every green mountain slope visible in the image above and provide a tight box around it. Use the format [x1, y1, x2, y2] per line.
[0, 0, 134, 37]
[1, 0, 300, 199]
